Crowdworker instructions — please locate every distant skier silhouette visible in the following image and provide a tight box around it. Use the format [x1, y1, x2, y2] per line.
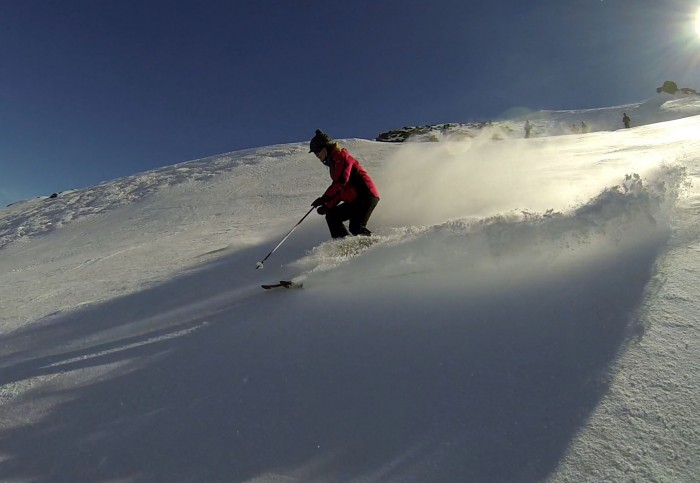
[622, 113, 631, 129]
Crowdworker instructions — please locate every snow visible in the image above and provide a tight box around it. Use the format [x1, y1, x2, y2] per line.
[1, 94, 699, 482]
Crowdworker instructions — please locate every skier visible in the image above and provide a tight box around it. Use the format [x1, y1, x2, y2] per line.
[622, 113, 631, 129]
[309, 129, 380, 239]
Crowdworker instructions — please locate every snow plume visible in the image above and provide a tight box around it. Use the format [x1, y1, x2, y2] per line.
[372, 134, 620, 228]
[295, 166, 683, 301]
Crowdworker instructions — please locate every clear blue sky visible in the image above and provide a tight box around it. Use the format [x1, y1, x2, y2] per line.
[2, 0, 700, 206]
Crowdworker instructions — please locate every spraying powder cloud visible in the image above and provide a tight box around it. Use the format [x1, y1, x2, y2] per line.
[372, 130, 667, 228]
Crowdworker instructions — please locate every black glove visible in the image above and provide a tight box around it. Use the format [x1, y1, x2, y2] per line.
[311, 197, 324, 207]
[317, 205, 328, 215]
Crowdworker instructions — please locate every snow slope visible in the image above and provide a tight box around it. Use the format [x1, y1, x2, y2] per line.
[0, 94, 699, 482]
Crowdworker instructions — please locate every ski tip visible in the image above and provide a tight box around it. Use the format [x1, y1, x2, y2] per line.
[261, 280, 303, 290]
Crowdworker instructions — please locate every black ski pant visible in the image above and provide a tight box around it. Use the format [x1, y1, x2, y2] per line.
[325, 196, 379, 239]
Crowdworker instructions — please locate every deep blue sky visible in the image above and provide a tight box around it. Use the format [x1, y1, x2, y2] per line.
[2, 0, 700, 205]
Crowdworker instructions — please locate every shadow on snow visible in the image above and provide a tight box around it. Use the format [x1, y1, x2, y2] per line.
[0, 232, 666, 482]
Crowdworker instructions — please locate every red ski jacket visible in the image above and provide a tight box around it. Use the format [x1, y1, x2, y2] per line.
[321, 148, 380, 208]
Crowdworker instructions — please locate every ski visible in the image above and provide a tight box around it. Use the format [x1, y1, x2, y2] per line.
[261, 280, 302, 290]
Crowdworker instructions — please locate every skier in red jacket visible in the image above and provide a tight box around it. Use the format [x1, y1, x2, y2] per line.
[309, 129, 380, 239]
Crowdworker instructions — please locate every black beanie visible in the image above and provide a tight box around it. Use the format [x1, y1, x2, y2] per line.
[309, 129, 333, 153]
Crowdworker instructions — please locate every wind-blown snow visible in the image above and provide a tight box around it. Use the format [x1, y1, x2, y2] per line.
[0, 95, 699, 482]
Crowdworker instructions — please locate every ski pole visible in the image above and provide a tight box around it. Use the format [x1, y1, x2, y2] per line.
[256, 206, 315, 269]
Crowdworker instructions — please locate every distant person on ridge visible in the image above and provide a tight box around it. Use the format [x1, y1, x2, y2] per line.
[524, 120, 532, 138]
[623, 113, 631, 129]
[309, 129, 380, 239]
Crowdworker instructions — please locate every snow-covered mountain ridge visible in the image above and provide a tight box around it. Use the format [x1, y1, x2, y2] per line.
[3, 93, 699, 253]
[377, 92, 700, 142]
